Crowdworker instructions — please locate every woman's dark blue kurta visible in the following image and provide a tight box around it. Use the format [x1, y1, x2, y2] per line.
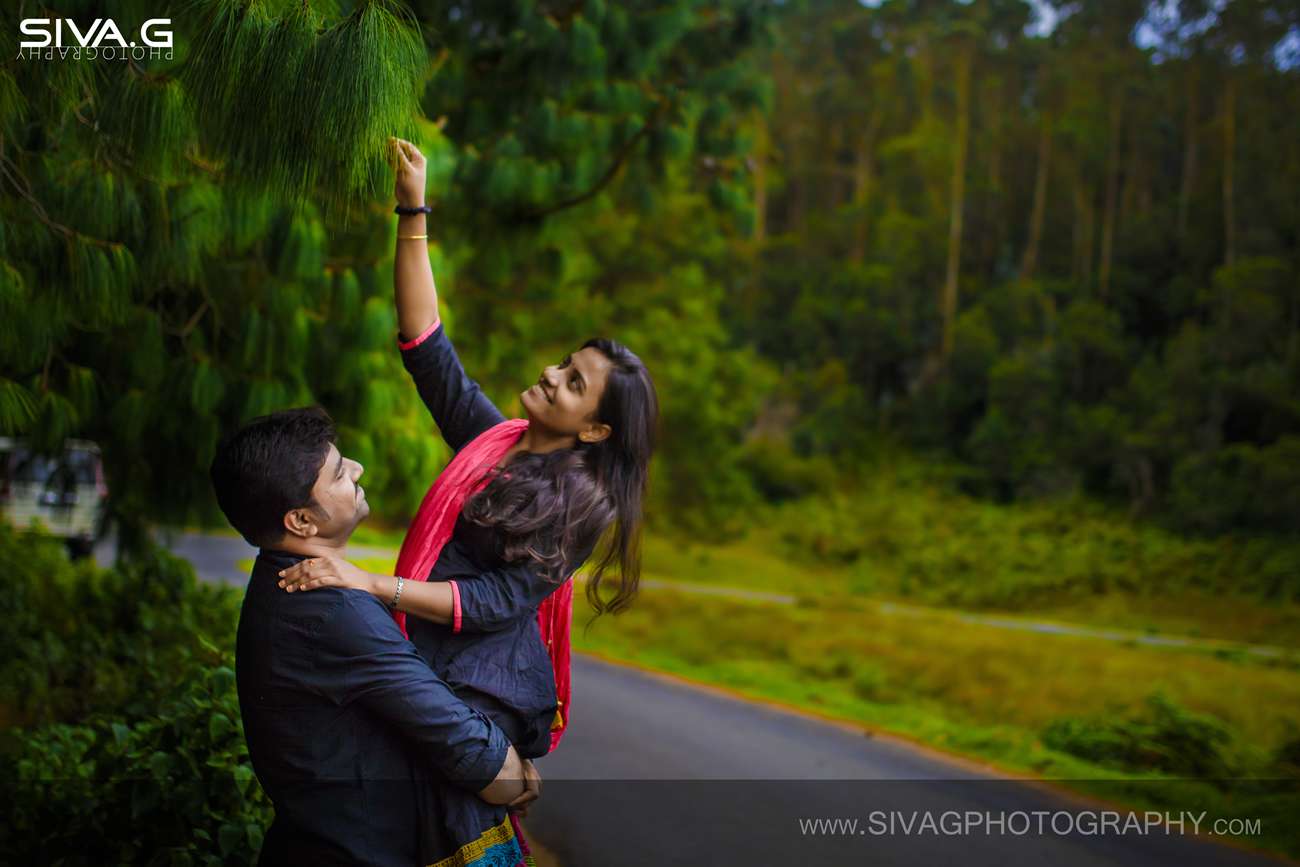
[399, 321, 592, 864]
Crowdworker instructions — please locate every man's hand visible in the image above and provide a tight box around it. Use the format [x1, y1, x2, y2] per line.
[478, 744, 532, 806]
[507, 759, 541, 818]
[390, 136, 427, 208]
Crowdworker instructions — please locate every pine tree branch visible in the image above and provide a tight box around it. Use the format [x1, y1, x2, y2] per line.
[71, 106, 143, 181]
[162, 300, 211, 339]
[128, 58, 174, 84]
[514, 99, 673, 221]
[184, 148, 222, 177]
[0, 155, 124, 250]
[196, 281, 221, 343]
[71, 98, 99, 134]
[181, 300, 210, 338]
[40, 345, 53, 393]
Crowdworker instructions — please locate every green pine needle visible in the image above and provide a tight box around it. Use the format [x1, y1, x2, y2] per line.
[181, 0, 425, 214]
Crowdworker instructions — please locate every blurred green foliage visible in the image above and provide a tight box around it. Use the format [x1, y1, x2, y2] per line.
[0, 524, 268, 865]
[741, 0, 1300, 538]
[0, 524, 240, 727]
[1042, 692, 1238, 779]
[3, 0, 1297, 548]
[0, 0, 776, 549]
[772, 482, 1300, 608]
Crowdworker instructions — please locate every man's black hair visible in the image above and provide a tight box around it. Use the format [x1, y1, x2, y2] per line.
[210, 406, 336, 548]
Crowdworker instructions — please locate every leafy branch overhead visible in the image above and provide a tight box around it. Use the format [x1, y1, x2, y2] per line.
[180, 0, 426, 212]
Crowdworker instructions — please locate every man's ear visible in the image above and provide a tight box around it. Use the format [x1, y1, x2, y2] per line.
[283, 507, 319, 540]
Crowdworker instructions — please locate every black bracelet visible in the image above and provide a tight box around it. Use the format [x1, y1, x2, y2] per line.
[394, 203, 433, 216]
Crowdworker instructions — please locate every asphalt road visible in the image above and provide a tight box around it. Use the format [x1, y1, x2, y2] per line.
[156, 531, 1292, 867]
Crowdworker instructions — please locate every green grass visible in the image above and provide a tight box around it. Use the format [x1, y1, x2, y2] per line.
[636, 453, 1300, 648]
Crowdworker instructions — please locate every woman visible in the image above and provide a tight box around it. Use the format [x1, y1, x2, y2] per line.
[278, 137, 659, 867]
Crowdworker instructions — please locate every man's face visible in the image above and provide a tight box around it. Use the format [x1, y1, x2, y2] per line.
[299, 442, 368, 541]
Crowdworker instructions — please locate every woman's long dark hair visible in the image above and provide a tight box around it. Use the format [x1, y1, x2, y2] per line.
[462, 337, 658, 617]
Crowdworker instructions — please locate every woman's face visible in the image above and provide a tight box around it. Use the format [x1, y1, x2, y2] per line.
[520, 347, 613, 441]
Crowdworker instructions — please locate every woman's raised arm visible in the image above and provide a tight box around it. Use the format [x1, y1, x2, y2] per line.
[391, 136, 439, 342]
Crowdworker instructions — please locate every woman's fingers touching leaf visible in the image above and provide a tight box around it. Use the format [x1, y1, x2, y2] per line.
[398, 139, 424, 166]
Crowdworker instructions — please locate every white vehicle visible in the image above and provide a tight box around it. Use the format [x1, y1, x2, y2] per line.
[0, 437, 108, 558]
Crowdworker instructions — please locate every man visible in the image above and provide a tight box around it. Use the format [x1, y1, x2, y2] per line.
[210, 406, 536, 866]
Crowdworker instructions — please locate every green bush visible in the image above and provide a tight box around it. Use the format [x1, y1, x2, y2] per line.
[776, 493, 868, 565]
[2, 666, 270, 866]
[737, 435, 837, 503]
[0, 525, 267, 864]
[1041, 692, 1237, 779]
[1168, 438, 1300, 540]
[0, 523, 241, 727]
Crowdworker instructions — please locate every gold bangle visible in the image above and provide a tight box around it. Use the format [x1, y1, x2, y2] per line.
[397, 234, 428, 240]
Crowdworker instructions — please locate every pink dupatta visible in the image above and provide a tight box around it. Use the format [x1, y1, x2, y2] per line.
[392, 417, 573, 753]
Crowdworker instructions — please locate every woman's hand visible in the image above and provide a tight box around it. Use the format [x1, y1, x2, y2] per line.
[278, 555, 378, 596]
[390, 136, 427, 208]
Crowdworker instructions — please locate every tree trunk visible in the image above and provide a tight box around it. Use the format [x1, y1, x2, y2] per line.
[743, 109, 767, 316]
[1119, 121, 1139, 231]
[1177, 67, 1199, 247]
[1072, 167, 1095, 291]
[1019, 113, 1052, 283]
[982, 75, 1004, 277]
[1139, 149, 1153, 217]
[1289, 256, 1298, 367]
[1203, 77, 1241, 456]
[1098, 89, 1124, 300]
[1290, 123, 1299, 367]
[940, 41, 973, 367]
[916, 33, 934, 125]
[1222, 75, 1236, 268]
[752, 114, 768, 246]
[1125, 455, 1155, 520]
[827, 121, 845, 212]
[849, 106, 882, 264]
[914, 32, 946, 220]
[789, 157, 807, 237]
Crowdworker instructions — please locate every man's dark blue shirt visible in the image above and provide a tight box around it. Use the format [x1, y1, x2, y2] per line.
[235, 548, 510, 866]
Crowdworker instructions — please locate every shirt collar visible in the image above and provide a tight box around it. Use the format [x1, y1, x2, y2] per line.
[256, 548, 310, 569]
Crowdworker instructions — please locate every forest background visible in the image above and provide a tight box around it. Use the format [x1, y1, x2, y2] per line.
[2, 0, 1300, 862]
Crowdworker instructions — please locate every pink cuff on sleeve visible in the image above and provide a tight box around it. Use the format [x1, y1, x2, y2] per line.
[397, 316, 442, 351]
[449, 579, 462, 634]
